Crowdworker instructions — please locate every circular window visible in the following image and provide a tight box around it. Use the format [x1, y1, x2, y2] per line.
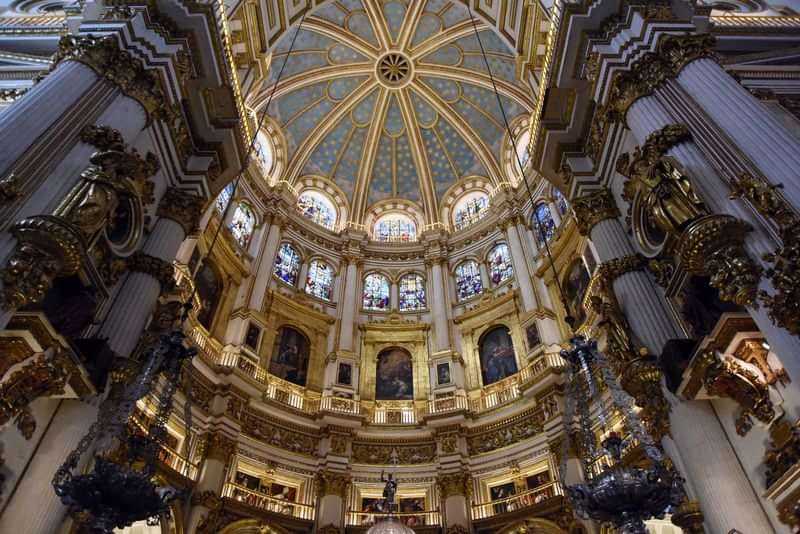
[377, 52, 412, 88]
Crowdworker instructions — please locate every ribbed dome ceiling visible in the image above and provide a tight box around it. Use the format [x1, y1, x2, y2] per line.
[253, 0, 534, 223]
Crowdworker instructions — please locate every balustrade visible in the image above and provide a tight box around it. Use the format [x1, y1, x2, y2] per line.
[223, 482, 315, 520]
[426, 392, 468, 415]
[347, 509, 441, 527]
[371, 401, 417, 424]
[320, 395, 362, 416]
[471, 482, 563, 519]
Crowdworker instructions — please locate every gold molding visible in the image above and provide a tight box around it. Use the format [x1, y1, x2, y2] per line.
[571, 189, 619, 236]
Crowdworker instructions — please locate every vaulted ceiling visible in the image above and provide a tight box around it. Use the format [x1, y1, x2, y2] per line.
[250, 0, 535, 225]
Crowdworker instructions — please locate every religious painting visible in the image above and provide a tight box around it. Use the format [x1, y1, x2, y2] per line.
[269, 326, 311, 386]
[526, 323, 541, 350]
[244, 323, 261, 351]
[526, 471, 550, 490]
[564, 259, 591, 327]
[376, 347, 413, 400]
[479, 326, 518, 386]
[582, 244, 597, 274]
[437, 362, 451, 385]
[490, 482, 516, 514]
[672, 275, 742, 339]
[195, 263, 222, 330]
[337, 362, 353, 386]
[399, 497, 425, 526]
[361, 497, 385, 524]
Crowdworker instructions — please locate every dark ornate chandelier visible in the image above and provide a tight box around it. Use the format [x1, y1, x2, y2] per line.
[560, 336, 684, 534]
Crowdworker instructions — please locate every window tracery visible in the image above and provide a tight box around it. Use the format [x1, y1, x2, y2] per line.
[274, 243, 301, 286]
[305, 259, 334, 301]
[456, 260, 483, 301]
[453, 193, 489, 231]
[363, 273, 390, 311]
[215, 182, 234, 214]
[229, 202, 256, 248]
[488, 243, 513, 285]
[532, 203, 556, 246]
[374, 214, 416, 242]
[297, 191, 336, 230]
[399, 273, 426, 311]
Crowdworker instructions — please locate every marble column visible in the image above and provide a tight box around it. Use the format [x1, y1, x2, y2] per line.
[99, 188, 202, 357]
[677, 58, 800, 206]
[338, 258, 360, 352]
[504, 219, 537, 312]
[316, 471, 349, 531]
[428, 258, 450, 352]
[574, 191, 774, 533]
[0, 400, 98, 534]
[185, 432, 237, 532]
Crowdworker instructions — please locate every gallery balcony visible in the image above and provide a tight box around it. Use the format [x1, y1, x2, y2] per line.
[471, 483, 567, 533]
[222, 482, 316, 530]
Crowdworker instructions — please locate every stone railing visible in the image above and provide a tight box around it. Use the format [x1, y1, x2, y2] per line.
[471, 482, 563, 519]
[519, 352, 568, 388]
[371, 401, 417, 425]
[130, 408, 199, 481]
[319, 394, 362, 416]
[426, 392, 469, 416]
[471, 374, 521, 412]
[223, 482, 315, 520]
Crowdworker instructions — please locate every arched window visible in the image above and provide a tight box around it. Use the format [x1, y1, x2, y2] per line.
[554, 188, 569, 216]
[455, 260, 483, 301]
[376, 347, 413, 400]
[253, 131, 274, 173]
[514, 130, 531, 176]
[297, 191, 336, 230]
[532, 203, 555, 247]
[488, 243, 513, 285]
[274, 243, 301, 286]
[363, 273, 390, 311]
[305, 259, 334, 301]
[229, 202, 256, 248]
[269, 326, 310, 387]
[453, 193, 489, 230]
[215, 182, 235, 214]
[195, 263, 222, 330]
[374, 214, 416, 242]
[399, 273, 426, 311]
[479, 326, 518, 385]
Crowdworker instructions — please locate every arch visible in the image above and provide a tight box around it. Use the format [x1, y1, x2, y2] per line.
[440, 176, 494, 230]
[501, 114, 531, 187]
[399, 272, 426, 311]
[455, 259, 483, 301]
[229, 201, 257, 248]
[269, 325, 311, 386]
[373, 211, 418, 242]
[252, 128, 276, 176]
[375, 346, 414, 400]
[497, 518, 567, 534]
[486, 242, 513, 286]
[295, 175, 351, 224]
[297, 188, 338, 231]
[304, 258, 335, 301]
[478, 325, 518, 386]
[274, 241, 302, 286]
[219, 518, 290, 534]
[195, 260, 223, 330]
[362, 272, 391, 311]
[452, 190, 490, 231]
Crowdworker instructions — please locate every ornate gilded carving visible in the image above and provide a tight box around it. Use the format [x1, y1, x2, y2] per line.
[437, 431, 460, 455]
[329, 433, 349, 455]
[734, 339, 789, 386]
[765, 419, 800, 488]
[156, 187, 204, 235]
[1, 215, 84, 309]
[79, 125, 125, 150]
[670, 500, 706, 534]
[240, 408, 319, 455]
[446, 526, 469, 534]
[351, 442, 436, 464]
[202, 432, 237, 463]
[597, 254, 647, 284]
[318, 471, 350, 498]
[697, 348, 775, 436]
[466, 409, 543, 455]
[730, 173, 800, 335]
[621, 355, 671, 441]
[571, 189, 620, 236]
[0, 173, 21, 204]
[0, 351, 72, 438]
[438, 473, 470, 499]
[53, 35, 166, 121]
[125, 252, 175, 291]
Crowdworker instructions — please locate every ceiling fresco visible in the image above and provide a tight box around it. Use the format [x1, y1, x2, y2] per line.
[253, 0, 535, 223]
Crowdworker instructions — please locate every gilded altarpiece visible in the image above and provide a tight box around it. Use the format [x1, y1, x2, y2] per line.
[358, 315, 430, 407]
[455, 292, 526, 391]
[257, 290, 334, 392]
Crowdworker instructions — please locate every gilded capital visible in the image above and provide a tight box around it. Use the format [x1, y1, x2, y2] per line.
[156, 187, 204, 235]
[126, 252, 175, 291]
[318, 471, 350, 498]
[571, 189, 620, 236]
[597, 254, 647, 284]
[437, 473, 470, 499]
[202, 432, 237, 463]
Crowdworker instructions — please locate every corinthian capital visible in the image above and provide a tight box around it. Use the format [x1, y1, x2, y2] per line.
[572, 189, 620, 236]
[156, 187, 204, 235]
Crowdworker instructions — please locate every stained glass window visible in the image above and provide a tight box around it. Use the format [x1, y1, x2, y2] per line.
[488, 243, 514, 285]
[229, 202, 256, 248]
[274, 243, 301, 286]
[297, 191, 336, 230]
[362, 273, 390, 311]
[554, 188, 569, 216]
[455, 260, 483, 301]
[532, 203, 556, 247]
[453, 193, 489, 230]
[215, 182, 234, 213]
[399, 273, 426, 311]
[253, 131, 274, 173]
[305, 259, 334, 301]
[374, 214, 416, 242]
[514, 130, 531, 176]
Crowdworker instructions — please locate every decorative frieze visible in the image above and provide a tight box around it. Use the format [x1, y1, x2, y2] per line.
[437, 473, 470, 499]
[239, 408, 319, 456]
[572, 189, 620, 236]
[157, 187, 205, 235]
[466, 409, 544, 455]
[201, 432, 237, 463]
[351, 441, 437, 465]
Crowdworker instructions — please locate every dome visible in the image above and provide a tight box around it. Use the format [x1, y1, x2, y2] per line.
[366, 518, 416, 534]
[252, 0, 534, 226]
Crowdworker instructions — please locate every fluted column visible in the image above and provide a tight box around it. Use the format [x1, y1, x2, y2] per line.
[338, 257, 360, 352]
[316, 471, 349, 531]
[438, 473, 470, 531]
[99, 188, 202, 356]
[185, 432, 237, 532]
[677, 58, 800, 206]
[0, 400, 98, 534]
[504, 219, 536, 312]
[428, 258, 450, 352]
